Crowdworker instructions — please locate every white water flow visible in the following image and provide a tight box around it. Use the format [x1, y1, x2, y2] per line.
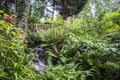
[29, 47, 47, 73]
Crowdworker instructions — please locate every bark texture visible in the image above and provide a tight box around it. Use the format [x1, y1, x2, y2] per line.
[62, 0, 68, 21]
[16, 0, 30, 31]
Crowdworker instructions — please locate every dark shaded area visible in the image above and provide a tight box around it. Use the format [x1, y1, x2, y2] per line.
[0, 0, 14, 14]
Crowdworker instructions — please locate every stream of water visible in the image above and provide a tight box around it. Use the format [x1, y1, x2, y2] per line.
[28, 46, 47, 73]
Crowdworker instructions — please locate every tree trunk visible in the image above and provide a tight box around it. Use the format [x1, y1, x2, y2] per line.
[16, 0, 31, 31]
[51, 4, 55, 20]
[14, 0, 17, 14]
[62, 0, 68, 22]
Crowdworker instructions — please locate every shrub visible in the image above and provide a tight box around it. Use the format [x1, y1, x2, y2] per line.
[0, 11, 41, 80]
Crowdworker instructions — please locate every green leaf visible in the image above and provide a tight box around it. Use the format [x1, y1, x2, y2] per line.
[47, 51, 58, 58]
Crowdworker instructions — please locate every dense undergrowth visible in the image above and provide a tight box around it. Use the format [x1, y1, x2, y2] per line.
[0, 6, 120, 80]
[0, 11, 42, 80]
[26, 7, 120, 80]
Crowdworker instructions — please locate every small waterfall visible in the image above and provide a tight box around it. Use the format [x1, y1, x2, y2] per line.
[28, 46, 47, 73]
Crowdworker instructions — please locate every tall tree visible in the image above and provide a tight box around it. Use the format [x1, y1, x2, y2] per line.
[48, 0, 88, 21]
[29, 0, 45, 21]
[16, 0, 31, 31]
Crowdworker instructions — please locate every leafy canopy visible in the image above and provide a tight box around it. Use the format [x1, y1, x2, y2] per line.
[47, 0, 88, 16]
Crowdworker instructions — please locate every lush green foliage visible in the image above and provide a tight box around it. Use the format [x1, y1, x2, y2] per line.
[0, 13, 42, 80]
[0, 1, 120, 80]
[26, 6, 120, 80]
